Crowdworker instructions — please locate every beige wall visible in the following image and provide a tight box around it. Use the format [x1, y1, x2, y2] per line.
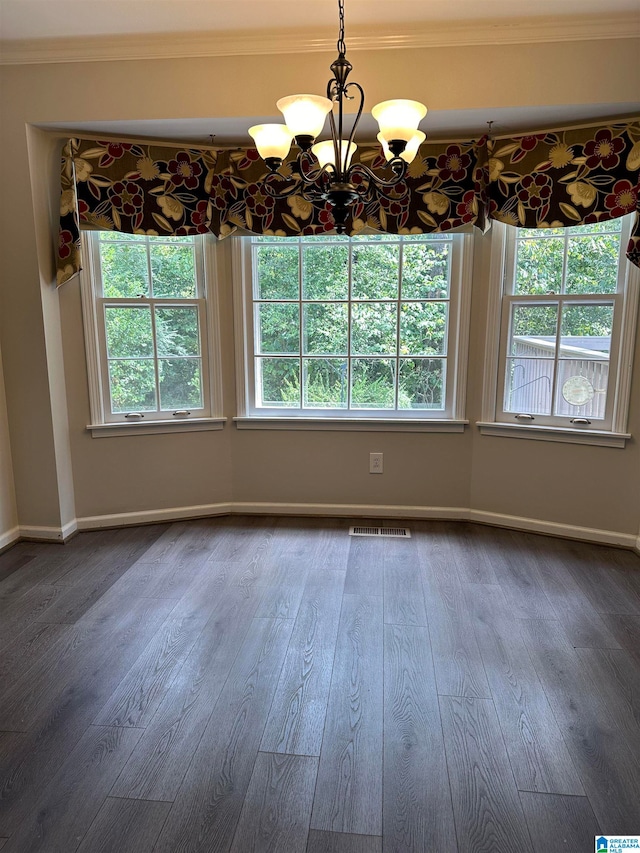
[0, 341, 18, 547]
[0, 37, 639, 542]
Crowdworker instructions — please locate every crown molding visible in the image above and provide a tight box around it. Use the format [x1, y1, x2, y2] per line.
[1, 13, 639, 66]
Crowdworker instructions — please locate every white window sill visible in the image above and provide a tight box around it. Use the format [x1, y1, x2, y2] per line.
[234, 416, 468, 433]
[476, 421, 630, 448]
[87, 418, 227, 438]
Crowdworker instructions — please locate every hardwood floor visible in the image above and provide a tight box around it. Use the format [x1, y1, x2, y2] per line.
[0, 517, 639, 852]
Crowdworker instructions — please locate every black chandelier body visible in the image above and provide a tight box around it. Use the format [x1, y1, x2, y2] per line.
[249, 0, 427, 233]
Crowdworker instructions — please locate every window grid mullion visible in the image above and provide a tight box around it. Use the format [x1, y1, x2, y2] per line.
[298, 243, 303, 410]
[549, 297, 563, 417]
[347, 239, 353, 410]
[394, 241, 404, 410]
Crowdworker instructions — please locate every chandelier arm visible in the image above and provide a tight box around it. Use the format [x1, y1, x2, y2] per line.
[344, 81, 365, 168]
[325, 93, 343, 182]
[347, 160, 409, 190]
[262, 174, 307, 200]
[298, 157, 337, 187]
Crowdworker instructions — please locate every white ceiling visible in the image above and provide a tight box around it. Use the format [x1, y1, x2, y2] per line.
[42, 104, 640, 147]
[6, 0, 639, 146]
[1, 0, 639, 41]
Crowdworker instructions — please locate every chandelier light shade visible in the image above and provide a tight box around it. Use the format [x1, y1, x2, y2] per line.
[378, 130, 426, 164]
[372, 100, 428, 144]
[248, 0, 427, 233]
[276, 95, 333, 142]
[311, 139, 357, 171]
[248, 124, 294, 164]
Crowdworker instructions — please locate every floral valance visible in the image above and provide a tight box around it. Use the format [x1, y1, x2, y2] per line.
[488, 122, 640, 263]
[57, 119, 640, 286]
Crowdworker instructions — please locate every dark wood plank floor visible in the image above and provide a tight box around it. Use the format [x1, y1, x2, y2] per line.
[1, 517, 639, 852]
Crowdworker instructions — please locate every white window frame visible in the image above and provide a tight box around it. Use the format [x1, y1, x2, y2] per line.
[233, 232, 474, 432]
[479, 217, 639, 447]
[80, 231, 225, 437]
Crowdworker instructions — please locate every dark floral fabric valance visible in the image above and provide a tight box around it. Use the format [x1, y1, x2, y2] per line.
[57, 119, 640, 286]
[488, 122, 640, 265]
[208, 139, 488, 240]
[58, 137, 219, 284]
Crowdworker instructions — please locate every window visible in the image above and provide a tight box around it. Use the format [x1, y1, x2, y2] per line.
[234, 233, 473, 428]
[81, 232, 223, 435]
[482, 216, 639, 445]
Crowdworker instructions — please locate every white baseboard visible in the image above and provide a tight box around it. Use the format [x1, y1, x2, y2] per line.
[69, 501, 640, 552]
[468, 510, 638, 550]
[230, 502, 471, 521]
[18, 518, 78, 543]
[76, 503, 235, 530]
[0, 525, 20, 551]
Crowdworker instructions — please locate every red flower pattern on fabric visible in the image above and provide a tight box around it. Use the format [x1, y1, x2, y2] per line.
[584, 130, 626, 170]
[108, 181, 144, 216]
[456, 190, 477, 220]
[317, 207, 336, 232]
[605, 180, 637, 217]
[105, 142, 132, 160]
[167, 152, 204, 189]
[244, 183, 275, 218]
[190, 200, 210, 233]
[516, 174, 553, 209]
[520, 135, 545, 152]
[77, 199, 89, 221]
[210, 175, 238, 211]
[436, 146, 471, 181]
[238, 149, 262, 171]
[58, 229, 75, 259]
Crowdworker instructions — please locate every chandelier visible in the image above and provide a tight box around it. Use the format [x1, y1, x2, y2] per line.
[248, 0, 427, 234]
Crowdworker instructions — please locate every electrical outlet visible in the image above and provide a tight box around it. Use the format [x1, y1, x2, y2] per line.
[369, 452, 383, 474]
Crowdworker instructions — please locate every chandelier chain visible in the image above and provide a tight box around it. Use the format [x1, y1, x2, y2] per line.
[337, 0, 346, 56]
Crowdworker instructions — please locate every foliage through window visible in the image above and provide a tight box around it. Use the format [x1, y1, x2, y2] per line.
[237, 233, 471, 420]
[495, 215, 638, 433]
[82, 232, 217, 427]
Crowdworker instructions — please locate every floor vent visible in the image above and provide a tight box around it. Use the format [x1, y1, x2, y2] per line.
[349, 526, 411, 538]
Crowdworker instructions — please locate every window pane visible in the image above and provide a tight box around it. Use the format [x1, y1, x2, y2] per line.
[567, 220, 621, 235]
[100, 243, 149, 298]
[351, 303, 397, 355]
[557, 303, 612, 418]
[555, 360, 608, 419]
[402, 242, 450, 299]
[303, 303, 348, 355]
[303, 358, 348, 408]
[398, 358, 445, 410]
[155, 307, 200, 356]
[158, 358, 203, 409]
[561, 303, 613, 339]
[108, 359, 157, 413]
[352, 244, 399, 299]
[256, 246, 299, 299]
[510, 305, 558, 355]
[257, 303, 299, 354]
[566, 233, 620, 294]
[150, 243, 196, 298]
[514, 237, 563, 295]
[400, 302, 448, 355]
[302, 245, 348, 299]
[351, 358, 395, 409]
[101, 233, 144, 242]
[504, 357, 554, 414]
[256, 358, 300, 407]
[105, 306, 153, 358]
